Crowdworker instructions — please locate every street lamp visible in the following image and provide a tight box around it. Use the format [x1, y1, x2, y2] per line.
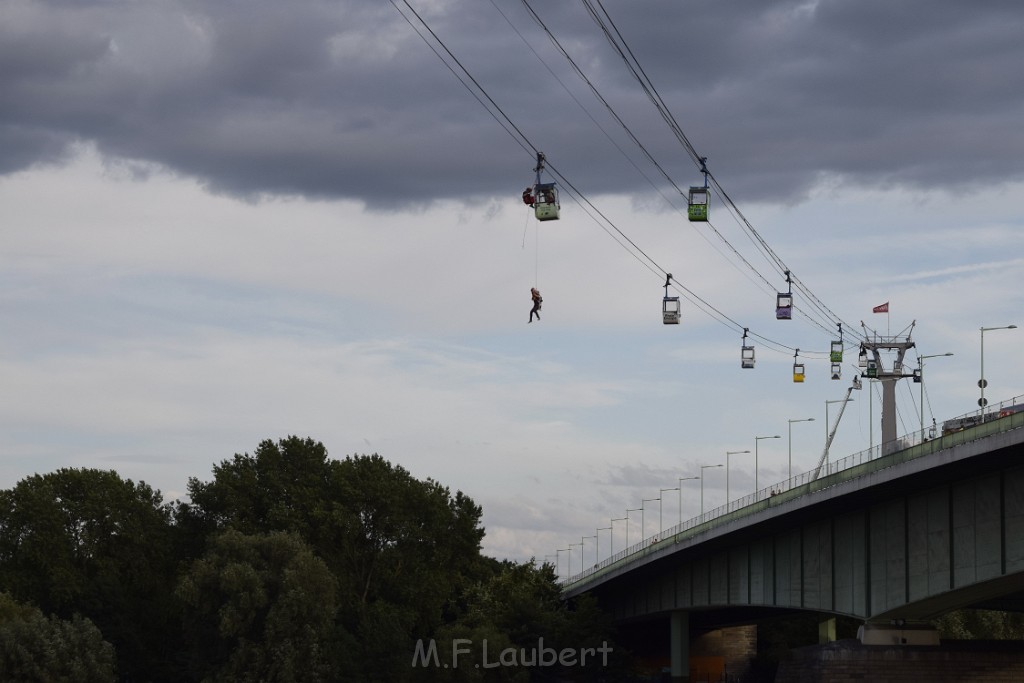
[981, 325, 1016, 417]
[567, 543, 580, 576]
[754, 435, 780, 494]
[787, 417, 814, 479]
[659, 488, 678, 533]
[919, 353, 953, 437]
[825, 399, 853, 469]
[678, 477, 698, 525]
[581, 535, 597, 568]
[726, 450, 750, 503]
[641, 498, 659, 543]
[700, 464, 722, 514]
[625, 508, 641, 548]
[597, 526, 611, 563]
[610, 517, 626, 556]
[556, 548, 569, 579]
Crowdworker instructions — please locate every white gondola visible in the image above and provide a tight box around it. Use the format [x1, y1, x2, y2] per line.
[662, 274, 680, 324]
[524, 152, 560, 221]
[534, 182, 560, 221]
[663, 296, 680, 324]
[831, 363, 842, 380]
[741, 328, 755, 368]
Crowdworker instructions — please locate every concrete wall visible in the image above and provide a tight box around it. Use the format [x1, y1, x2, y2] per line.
[602, 464, 1024, 623]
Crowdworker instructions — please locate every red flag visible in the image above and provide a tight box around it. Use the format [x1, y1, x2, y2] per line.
[872, 302, 889, 313]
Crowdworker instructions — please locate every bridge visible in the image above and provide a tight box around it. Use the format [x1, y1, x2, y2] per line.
[559, 396, 1024, 681]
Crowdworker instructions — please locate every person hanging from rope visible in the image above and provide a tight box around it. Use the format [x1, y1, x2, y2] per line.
[529, 287, 542, 323]
[522, 187, 535, 206]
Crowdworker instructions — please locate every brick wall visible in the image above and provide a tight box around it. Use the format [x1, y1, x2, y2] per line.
[776, 640, 1024, 683]
[692, 625, 757, 680]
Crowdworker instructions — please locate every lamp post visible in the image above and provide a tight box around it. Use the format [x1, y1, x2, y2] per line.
[641, 498, 659, 543]
[825, 399, 852, 470]
[610, 517, 626, 556]
[597, 526, 611, 563]
[700, 464, 722, 514]
[726, 450, 750, 503]
[556, 548, 569, 579]
[678, 477, 698, 525]
[581, 535, 597, 568]
[567, 543, 580, 576]
[919, 353, 953, 437]
[787, 417, 814, 479]
[980, 325, 1016, 418]
[659, 488, 678, 533]
[754, 435, 780, 494]
[625, 508, 641, 548]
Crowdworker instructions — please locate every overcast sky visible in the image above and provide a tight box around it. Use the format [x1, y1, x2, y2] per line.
[3, 0, 1024, 568]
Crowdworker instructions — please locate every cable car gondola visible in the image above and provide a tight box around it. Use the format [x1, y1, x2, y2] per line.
[830, 324, 843, 379]
[662, 274, 680, 324]
[741, 328, 755, 369]
[688, 157, 710, 222]
[776, 270, 793, 320]
[793, 349, 805, 383]
[831, 324, 844, 362]
[523, 152, 560, 221]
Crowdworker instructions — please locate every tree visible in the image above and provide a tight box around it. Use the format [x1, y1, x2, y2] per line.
[423, 561, 626, 682]
[180, 438, 490, 680]
[934, 609, 1024, 640]
[0, 468, 179, 680]
[177, 529, 338, 683]
[0, 592, 116, 682]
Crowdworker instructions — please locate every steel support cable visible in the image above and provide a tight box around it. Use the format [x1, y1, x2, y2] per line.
[581, 0, 703, 164]
[392, 0, 538, 159]
[398, 0, 832, 359]
[522, 0, 841, 350]
[397, 0, 741, 337]
[524, 0, 862, 351]
[577, 0, 868, 345]
[546, 164, 743, 334]
[488, 0, 691, 218]
[517, 0, 690, 198]
[515, 0, 794, 310]
[710, 175, 866, 345]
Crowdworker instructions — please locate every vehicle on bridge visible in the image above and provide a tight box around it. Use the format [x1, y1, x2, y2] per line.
[942, 404, 1024, 435]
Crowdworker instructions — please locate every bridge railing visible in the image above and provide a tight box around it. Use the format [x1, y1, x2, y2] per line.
[558, 393, 1024, 587]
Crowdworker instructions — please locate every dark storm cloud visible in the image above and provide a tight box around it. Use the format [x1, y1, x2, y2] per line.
[2, 0, 1023, 206]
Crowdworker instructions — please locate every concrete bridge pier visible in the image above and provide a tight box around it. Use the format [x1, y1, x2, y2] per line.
[670, 610, 689, 682]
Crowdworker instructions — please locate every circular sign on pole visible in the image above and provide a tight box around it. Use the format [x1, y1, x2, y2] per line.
[978, 379, 988, 388]
[978, 398, 988, 407]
